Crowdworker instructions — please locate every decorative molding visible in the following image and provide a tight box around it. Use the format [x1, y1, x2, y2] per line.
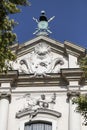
[16, 93, 56, 114]
[0, 70, 18, 85]
[0, 91, 11, 98]
[0, 91, 11, 102]
[9, 36, 85, 59]
[67, 90, 80, 101]
[67, 91, 80, 97]
[17, 73, 68, 87]
[16, 108, 61, 119]
[16, 93, 57, 120]
[64, 41, 85, 57]
[16, 36, 65, 57]
[61, 68, 83, 85]
[11, 42, 64, 75]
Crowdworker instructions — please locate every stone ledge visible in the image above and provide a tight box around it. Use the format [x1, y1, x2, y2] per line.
[16, 108, 61, 119]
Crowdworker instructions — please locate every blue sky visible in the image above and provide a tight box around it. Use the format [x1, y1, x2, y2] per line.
[11, 0, 87, 48]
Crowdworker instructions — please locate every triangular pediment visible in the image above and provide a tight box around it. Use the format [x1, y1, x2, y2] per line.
[17, 36, 65, 57]
[12, 36, 85, 57]
[10, 36, 85, 76]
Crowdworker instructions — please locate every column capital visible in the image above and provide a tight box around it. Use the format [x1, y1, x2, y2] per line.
[0, 83, 12, 102]
[0, 91, 11, 102]
[67, 90, 80, 101]
[0, 91, 11, 98]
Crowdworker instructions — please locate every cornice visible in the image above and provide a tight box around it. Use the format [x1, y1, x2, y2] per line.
[22, 36, 64, 48]
[64, 41, 86, 57]
[0, 70, 18, 85]
[10, 43, 19, 54]
[17, 73, 68, 87]
[9, 36, 86, 59]
[0, 69, 85, 87]
[17, 36, 65, 57]
[61, 68, 84, 85]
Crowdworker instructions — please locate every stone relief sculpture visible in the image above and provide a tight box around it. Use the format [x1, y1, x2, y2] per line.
[16, 93, 62, 120]
[16, 93, 57, 120]
[10, 42, 64, 75]
[16, 93, 56, 113]
[19, 60, 30, 74]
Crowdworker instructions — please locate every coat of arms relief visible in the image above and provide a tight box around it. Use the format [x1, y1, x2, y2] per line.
[10, 42, 64, 75]
[16, 93, 57, 119]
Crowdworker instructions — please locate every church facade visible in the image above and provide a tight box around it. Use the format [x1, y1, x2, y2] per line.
[0, 11, 87, 130]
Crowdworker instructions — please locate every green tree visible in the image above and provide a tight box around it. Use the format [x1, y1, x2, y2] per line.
[79, 56, 87, 78]
[0, 0, 30, 72]
[73, 94, 87, 125]
[73, 55, 87, 125]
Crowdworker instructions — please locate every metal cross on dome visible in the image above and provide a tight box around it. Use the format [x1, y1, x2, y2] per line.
[33, 11, 55, 36]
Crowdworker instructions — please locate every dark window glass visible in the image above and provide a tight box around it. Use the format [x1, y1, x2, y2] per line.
[25, 121, 52, 130]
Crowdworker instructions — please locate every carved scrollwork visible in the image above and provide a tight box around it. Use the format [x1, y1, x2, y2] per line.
[10, 42, 64, 75]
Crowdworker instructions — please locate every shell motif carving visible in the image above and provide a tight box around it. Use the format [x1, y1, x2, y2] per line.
[10, 42, 64, 75]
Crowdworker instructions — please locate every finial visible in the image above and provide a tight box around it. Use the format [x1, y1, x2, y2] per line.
[41, 10, 45, 14]
[33, 11, 55, 36]
[39, 10, 47, 21]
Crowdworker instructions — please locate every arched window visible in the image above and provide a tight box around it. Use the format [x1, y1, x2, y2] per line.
[24, 121, 52, 130]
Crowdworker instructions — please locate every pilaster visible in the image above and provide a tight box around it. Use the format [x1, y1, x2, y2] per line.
[67, 91, 81, 130]
[0, 71, 18, 130]
[0, 83, 11, 130]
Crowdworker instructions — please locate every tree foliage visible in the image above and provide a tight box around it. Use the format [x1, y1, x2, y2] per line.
[73, 94, 87, 125]
[0, 0, 30, 72]
[73, 55, 87, 125]
[79, 56, 87, 78]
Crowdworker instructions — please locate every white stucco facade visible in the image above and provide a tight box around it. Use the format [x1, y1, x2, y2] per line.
[0, 35, 87, 130]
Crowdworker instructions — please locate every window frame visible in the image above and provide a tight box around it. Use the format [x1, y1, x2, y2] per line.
[24, 120, 52, 130]
[19, 116, 58, 130]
